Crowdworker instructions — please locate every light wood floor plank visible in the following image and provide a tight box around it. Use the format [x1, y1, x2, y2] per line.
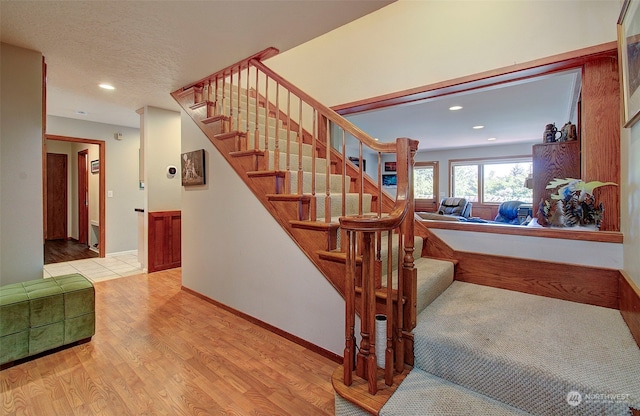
[1, 268, 336, 415]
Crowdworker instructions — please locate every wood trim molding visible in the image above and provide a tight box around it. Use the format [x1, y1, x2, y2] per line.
[620, 271, 640, 348]
[420, 219, 623, 244]
[44, 134, 106, 257]
[333, 42, 617, 115]
[181, 286, 342, 364]
[454, 251, 620, 309]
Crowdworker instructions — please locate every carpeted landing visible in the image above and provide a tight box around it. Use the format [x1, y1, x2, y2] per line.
[380, 281, 640, 415]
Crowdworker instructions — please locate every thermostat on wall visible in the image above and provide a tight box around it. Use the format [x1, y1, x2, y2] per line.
[167, 165, 177, 178]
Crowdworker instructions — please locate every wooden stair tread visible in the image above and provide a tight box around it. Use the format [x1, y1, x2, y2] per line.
[247, 170, 288, 178]
[290, 220, 340, 231]
[189, 100, 213, 111]
[266, 193, 311, 202]
[332, 364, 411, 416]
[214, 131, 244, 140]
[202, 114, 229, 124]
[230, 149, 264, 157]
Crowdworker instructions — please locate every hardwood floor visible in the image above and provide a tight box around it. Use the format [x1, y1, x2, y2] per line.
[0, 268, 337, 415]
[45, 239, 98, 265]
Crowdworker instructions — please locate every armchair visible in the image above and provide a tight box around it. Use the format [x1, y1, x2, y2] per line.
[494, 200, 527, 225]
[437, 197, 472, 218]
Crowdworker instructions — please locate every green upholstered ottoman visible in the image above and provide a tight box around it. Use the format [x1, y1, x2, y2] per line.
[53, 274, 95, 344]
[0, 274, 95, 367]
[0, 283, 30, 364]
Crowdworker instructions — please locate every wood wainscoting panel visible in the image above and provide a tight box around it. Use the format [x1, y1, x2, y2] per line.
[620, 271, 640, 348]
[454, 251, 619, 309]
[148, 210, 181, 273]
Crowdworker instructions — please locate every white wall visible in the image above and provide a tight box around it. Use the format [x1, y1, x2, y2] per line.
[0, 43, 44, 285]
[46, 116, 142, 255]
[180, 112, 346, 355]
[267, 1, 619, 107]
[432, 228, 623, 270]
[142, 106, 181, 212]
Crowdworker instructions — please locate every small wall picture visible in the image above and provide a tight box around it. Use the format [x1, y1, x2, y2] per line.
[90, 160, 99, 173]
[385, 161, 397, 172]
[181, 149, 206, 186]
[382, 174, 397, 187]
[348, 156, 366, 172]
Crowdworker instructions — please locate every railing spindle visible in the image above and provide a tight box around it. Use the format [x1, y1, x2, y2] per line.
[285, 91, 291, 173]
[236, 64, 241, 133]
[385, 230, 394, 385]
[274, 82, 280, 174]
[358, 142, 364, 216]
[342, 130, 347, 218]
[343, 230, 356, 386]
[297, 100, 303, 195]
[324, 118, 331, 222]
[310, 109, 317, 221]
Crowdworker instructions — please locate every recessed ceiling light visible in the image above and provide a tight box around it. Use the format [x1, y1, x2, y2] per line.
[75, 110, 88, 115]
[488, 137, 497, 141]
[473, 125, 484, 129]
[99, 83, 115, 90]
[449, 105, 463, 111]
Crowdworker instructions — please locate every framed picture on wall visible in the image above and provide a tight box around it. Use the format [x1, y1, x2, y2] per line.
[90, 160, 99, 173]
[348, 156, 366, 172]
[181, 149, 206, 186]
[619, 0, 640, 127]
[384, 161, 397, 172]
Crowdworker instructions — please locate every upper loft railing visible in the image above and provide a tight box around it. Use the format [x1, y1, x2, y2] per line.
[173, 48, 419, 393]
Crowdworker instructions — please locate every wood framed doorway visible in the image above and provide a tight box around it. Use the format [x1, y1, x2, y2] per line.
[43, 134, 106, 257]
[77, 149, 89, 245]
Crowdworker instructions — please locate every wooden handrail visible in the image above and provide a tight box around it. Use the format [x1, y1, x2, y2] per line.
[250, 59, 397, 154]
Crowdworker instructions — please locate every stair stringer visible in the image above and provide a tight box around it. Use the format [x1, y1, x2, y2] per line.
[173, 89, 391, 309]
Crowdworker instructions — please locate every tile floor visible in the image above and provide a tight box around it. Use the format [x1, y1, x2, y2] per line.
[44, 252, 144, 282]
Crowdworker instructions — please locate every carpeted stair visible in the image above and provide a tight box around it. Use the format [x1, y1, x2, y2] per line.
[378, 281, 640, 415]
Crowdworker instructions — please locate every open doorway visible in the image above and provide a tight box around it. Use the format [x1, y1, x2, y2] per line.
[44, 134, 106, 264]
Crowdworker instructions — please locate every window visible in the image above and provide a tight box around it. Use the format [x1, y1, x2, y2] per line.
[451, 158, 532, 204]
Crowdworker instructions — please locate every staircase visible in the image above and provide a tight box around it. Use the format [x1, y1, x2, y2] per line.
[172, 50, 640, 415]
[172, 48, 423, 389]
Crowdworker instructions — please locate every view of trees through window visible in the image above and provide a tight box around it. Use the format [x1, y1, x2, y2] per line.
[453, 160, 532, 203]
[415, 165, 435, 199]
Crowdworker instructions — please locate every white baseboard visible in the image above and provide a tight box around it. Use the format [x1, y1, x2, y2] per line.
[106, 249, 138, 257]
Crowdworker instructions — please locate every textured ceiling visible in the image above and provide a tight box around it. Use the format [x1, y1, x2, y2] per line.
[2, 1, 580, 151]
[1, 0, 393, 128]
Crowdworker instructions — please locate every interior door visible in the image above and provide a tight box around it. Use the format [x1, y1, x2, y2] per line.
[78, 150, 89, 245]
[414, 161, 439, 212]
[46, 153, 68, 240]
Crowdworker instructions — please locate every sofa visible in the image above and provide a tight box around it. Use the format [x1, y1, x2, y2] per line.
[0, 273, 95, 367]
